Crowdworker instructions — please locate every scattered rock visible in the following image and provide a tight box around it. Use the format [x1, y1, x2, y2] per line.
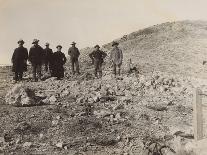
[146, 105, 167, 111]
[49, 95, 57, 103]
[15, 121, 31, 133]
[0, 137, 5, 144]
[94, 110, 111, 118]
[94, 135, 121, 146]
[61, 89, 70, 96]
[4, 133, 13, 142]
[56, 142, 63, 148]
[23, 142, 32, 148]
[52, 120, 59, 126]
[15, 138, 21, 144]
[113, 103, 125, 110]
[39, 133, 44, 139]
[56, 116, 61, 120]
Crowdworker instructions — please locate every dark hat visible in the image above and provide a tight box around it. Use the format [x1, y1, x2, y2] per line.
[18, 39, 25, 44]
[32, 39, 39, 44]
[94, 45, 100, 48]
[45, 42, 49, 46]
[56, 45, 62, 48]
[112, 41, 119, 46]
[71, 41, 76, 45]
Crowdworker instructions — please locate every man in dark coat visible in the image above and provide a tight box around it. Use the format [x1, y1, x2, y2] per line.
[28, 39, 44, 82]
[53, 45, 67, 80]
[68, 42, 80, 75]
[12, 39, 28, 82]
[43, 42, 53, 74]
[89, 45, 107, 78]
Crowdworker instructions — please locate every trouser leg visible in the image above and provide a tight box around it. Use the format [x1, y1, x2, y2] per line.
[19, 72, 23, 80]
[118, 64, 121, 76]
[75, 59, 80, 74]
[32, 64, 37, 81]
[71, 59, 75, 74]
[98, 62, 103, 77]
[45, 62, 48, 72]
[56, 67, 61, 80]
[37, 64, 42, 80]
[14, 72, 18, 81]
[60, 66, 64, 78]
[94, 61, 98, 77]
[49, 63, 54, 76]
[49, 63, 53, 74]
[113, 64, 116, 75]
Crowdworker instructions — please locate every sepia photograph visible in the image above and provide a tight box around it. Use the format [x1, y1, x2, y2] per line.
[0, 0, 207, 154]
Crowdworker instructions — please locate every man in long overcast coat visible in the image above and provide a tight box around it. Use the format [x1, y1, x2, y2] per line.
[12, 39, 28, 82]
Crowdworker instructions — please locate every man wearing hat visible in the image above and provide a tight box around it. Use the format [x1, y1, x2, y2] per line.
[110, 41, 123, 76]
[28, 39, 44, 81]
[89, 45, 107, 78]
[68, 42, 80, 75]
[43, 42, 53, 74]
[11, 39, 28, 82]
[52, 45, 67, 80]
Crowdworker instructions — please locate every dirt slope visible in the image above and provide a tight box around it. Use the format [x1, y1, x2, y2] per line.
[80, 20, 207, 78]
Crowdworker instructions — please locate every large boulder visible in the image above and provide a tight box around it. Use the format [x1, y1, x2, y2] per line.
[5, 84, 43, 107]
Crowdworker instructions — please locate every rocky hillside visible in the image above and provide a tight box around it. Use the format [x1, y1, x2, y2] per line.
[1, 21, 207, 154]
[80, 20, 207, 78]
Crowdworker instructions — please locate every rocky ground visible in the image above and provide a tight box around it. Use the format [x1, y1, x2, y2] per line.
[1, 20, 207, 155]
[0, 64, 199, 155]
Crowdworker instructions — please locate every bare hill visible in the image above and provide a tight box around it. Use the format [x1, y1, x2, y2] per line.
[81, 20, 207, 78]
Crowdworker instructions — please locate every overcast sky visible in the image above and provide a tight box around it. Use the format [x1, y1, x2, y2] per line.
[0, 0, 207, 64]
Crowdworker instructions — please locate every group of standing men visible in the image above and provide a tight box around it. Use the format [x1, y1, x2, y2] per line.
[12, 39, 123, 82]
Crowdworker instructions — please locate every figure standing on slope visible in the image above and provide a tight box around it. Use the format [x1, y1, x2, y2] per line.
[68, 42, 80, 75]
[43, 42, 53, 74]
[12, 39, 28, 82]
[89, 45, 107, 78]
[110, 41, 123, 76]
[53, 45, 67, 80]
[28, 39, 44, 82]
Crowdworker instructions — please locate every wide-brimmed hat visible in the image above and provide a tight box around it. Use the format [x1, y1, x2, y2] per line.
[17, 39, 25, 44]
[94, 45, 100, 48]
[71, 41, 76, 45]
[45, 42, 49, 46]
[56, 45, 62, 49]
[112, 41, 119, 46]
[32, 39, 39, 44]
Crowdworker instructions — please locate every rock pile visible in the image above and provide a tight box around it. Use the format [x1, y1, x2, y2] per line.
[5, 84, 45, 107]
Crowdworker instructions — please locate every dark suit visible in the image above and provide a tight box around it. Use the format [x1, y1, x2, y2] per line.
[12, 46, 28, 81]
[29, 45, 44, 81]
[68, 47, 80, 74]
[43, 48, 53, 72]
[89, 50, 107, 77]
